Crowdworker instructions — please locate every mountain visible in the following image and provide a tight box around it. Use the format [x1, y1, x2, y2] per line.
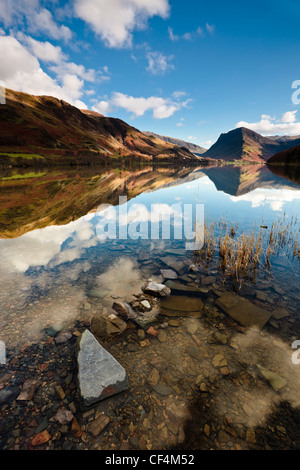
[0, 89, 207, 167]
[202, 127, 300, 162]
[268, 145, 300, 165]
[143, 132, 206, 155]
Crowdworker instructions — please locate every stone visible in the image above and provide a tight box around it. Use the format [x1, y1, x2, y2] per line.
[186, 346, 202, 361]
[77, 330, 129, 406]
[54, 408, 74, 425]
[216, 293, 272, 330]
[271, 308, 290, 320]
[160, 295, 203, 317]
[257, 365, 287, 391]
[137, 329, 146, 340]
[186, 322, 199, 335]
[91, 312, 127, 342]
[213, 331, 229, 345]
[112, 301, 137, 320]
[160, 256, 184, 273]
[141, 300, 151, 311]
[56, 385, 65, 400]
[165, 281, 207, 297]
[88, 415, 110, 437]
[157, 330, 167, 343]
[0, 386, 20, 404]
[204, 424, 210, 437]
[17, 380, 38, 401]
[246, 429, 256, 443]
[31, 430, 51, 447]
[45, 324, 62, 337]
[142, 282, 171, 297]
[146, 368, 160, 386]
[147, 326, 158, 337]
[160, 269, 178, 280]
[152, 383, 173, 396]
[212, 354, 227, 368]
[168, 319, 180, 327]
[218, 430, 230, 443]
[55, 332, 72, 345]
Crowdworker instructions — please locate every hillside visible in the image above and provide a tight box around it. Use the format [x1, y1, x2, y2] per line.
[268, 145, 300, 165]
[143, 131, 206, 155]
[0, 89, 207, 167]
[202, 127, 300, 162]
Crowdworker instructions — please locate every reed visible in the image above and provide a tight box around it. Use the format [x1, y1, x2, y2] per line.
[195, 214, 300, 282]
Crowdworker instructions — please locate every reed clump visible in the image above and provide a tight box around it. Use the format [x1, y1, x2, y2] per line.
[195, 214, 300, 281]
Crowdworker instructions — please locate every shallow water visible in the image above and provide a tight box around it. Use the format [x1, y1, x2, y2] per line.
[1, 163, 300, 450]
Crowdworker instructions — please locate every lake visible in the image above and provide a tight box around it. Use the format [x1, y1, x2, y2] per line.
[0, 163, 300, 450]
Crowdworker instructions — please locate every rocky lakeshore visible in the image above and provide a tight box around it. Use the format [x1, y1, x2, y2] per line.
[1, 263, 300, 451]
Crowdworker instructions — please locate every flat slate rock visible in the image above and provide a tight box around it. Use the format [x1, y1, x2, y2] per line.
[77, 330, 129, 406]
[216, 293, 272, 330]
[165, 280, 207, 297]
[160, 295, 203, 317]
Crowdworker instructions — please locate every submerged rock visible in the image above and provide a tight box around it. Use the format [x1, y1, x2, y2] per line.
[17, 380, 38, 401]
[160, 269, 178, 280]
[142, 282, 171, 297]
[160, 295, 203, 317]
[165, 280, 207, 297]
[257, 365, 287, 391]
[91, 311, 127, 342]
[112, 301, 137, 320]
[216, 293, 272, 330]
[77, 330, 129, 406]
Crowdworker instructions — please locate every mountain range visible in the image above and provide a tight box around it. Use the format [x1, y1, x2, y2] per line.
[1, 88, 300, 167]
[143, 132, 206, 155]
[0, 89, 209, 167]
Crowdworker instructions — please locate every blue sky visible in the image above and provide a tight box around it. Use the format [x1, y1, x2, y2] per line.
[1, 0, 300, 148]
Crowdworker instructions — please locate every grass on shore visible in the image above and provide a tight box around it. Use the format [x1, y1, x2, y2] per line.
[195, 213, 300, 283]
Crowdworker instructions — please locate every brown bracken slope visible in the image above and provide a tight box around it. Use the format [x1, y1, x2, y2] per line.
[0, 89, 207, 166]
[268, 145, 300, 165]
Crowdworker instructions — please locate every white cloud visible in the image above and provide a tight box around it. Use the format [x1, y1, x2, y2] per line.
[0, 34, 87, 108]
[146, 51, 174, 75]
[92, 91, 190, 119]
[29, 8, 72, 41]
[74, 0, 170, 48]
[168, 26, 179, 41]
[236, 111, 300, 136]
[172, 91, 187, 99]
[168, 25, 208, 42]
[206, 23, 215, 34]
[92, 100, 111, 115]
[0, 1, 71, 41]
[20, 35, 67, 63]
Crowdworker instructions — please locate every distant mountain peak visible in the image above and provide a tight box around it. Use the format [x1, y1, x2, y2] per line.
[203, 126, 300, 162]
[143, 131, 207, 155]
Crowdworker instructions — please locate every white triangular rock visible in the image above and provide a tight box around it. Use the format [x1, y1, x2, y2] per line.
[77, 330, 129, 406]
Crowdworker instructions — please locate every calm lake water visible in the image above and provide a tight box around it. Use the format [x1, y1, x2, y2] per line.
[1, 163, 300, 450]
